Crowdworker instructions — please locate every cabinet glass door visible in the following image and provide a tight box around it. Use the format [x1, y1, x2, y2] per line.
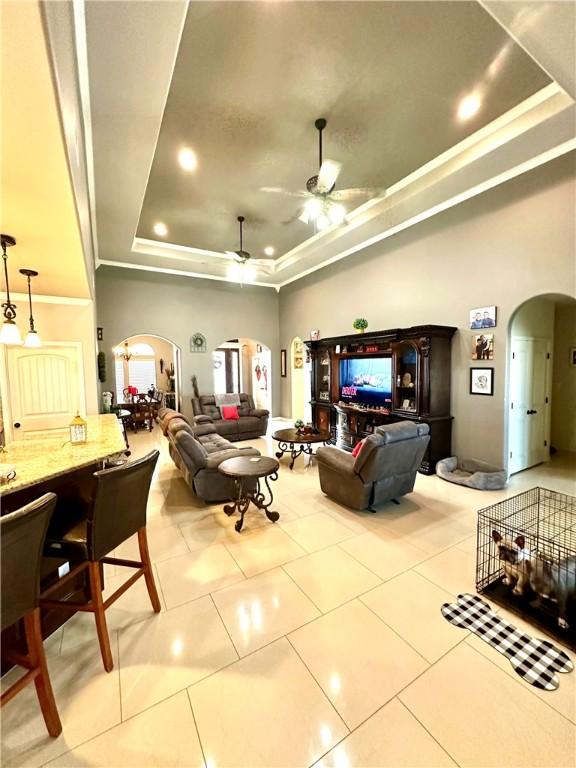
[394, 341, 418, 412]
[316, 350, 331, 402]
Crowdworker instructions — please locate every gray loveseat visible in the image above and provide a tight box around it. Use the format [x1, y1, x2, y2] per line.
[316, 421, 430, 511]
[159, 408, 260, 502]
[191, 394, 269, 440]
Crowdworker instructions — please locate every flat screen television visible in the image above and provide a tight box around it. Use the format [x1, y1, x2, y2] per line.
[339, 356, 392, 407]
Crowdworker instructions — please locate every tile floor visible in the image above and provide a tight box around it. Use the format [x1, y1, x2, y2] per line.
[1, 422, 575, 767]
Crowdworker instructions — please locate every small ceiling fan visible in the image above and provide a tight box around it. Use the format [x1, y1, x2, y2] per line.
[225, 215, 251, 264]
[224, 216, 271, 283]
[262, 118, 383, 230]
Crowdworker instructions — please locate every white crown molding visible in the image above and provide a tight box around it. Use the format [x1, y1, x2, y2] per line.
[11, 293, 93, 306]
[97, 259, 278, 289]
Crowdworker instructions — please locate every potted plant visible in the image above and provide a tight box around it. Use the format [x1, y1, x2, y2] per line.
[353, 318, 369, 334]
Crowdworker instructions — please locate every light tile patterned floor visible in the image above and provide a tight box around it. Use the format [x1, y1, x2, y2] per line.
[2, 423, 575, 767]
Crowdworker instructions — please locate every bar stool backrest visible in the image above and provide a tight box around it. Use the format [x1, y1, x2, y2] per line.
[1, 493, 57, 631]
[88, 450, 159, 561]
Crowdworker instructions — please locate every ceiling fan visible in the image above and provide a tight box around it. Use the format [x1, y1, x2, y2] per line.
[224, 215, 271, 283]
[262, 118, 383, 230]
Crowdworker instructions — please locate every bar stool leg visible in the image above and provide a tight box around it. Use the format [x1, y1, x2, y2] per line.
[88, 562, 114, 672]
[24, 609, 62, 737]
[138, 528, 161, 613]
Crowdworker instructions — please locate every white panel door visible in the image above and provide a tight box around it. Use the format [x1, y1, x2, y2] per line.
[5, 343, 85, 439]
[509, 337, 550, 474]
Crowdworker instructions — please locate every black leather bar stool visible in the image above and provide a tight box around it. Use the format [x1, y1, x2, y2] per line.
[40, 450, 161, 673]
[1, 493, 62, 737]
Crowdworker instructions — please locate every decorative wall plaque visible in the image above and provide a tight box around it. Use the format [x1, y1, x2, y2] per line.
[190, 333, 207, 353]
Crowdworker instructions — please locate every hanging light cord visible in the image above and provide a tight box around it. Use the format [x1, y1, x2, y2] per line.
[2, 242, 17, 322]
[26, 273, 36, 332]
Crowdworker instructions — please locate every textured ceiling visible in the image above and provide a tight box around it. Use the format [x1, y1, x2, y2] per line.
[136, 0, 550, 259]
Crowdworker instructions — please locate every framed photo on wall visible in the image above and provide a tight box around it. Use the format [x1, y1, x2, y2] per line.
[469, 306, 497, 329]
[472, 334, 494, 360]
[280, 349, 287, 378]
[470, 367, 494, 396]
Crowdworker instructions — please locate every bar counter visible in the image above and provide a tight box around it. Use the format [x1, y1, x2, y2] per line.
[0, 414, 125, 498]
[0, 415, 127, 661]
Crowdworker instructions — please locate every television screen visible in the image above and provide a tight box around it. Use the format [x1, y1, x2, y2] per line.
[339, 356, 392, 407]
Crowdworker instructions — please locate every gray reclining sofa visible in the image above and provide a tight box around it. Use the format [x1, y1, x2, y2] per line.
[316, 421, 430, 510]
[191, 394, 269, 440]
[159, 407, 260, 502]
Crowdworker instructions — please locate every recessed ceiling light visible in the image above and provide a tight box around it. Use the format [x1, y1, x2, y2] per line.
[264, 246, 275, 257]
[178, 147, 198, 172]
[457, 93, 482, 121]
[153, 222, 168, 237]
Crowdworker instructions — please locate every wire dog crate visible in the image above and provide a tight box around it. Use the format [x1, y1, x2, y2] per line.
[477, 487, 576, 649]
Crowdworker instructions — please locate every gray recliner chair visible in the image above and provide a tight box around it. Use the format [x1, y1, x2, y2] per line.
[316, 422, 430, 511]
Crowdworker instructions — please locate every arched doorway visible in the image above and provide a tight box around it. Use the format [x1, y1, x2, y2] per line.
[507, 293, 576, 474]
[212, 337, 272, 413]
[290, 336, 305, 421]
[112, 333, 181, 410]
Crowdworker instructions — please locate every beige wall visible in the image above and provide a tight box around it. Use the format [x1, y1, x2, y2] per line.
[279, 154, 576, 468]
[551, 303, 576, 451]
[511, 297, 556, 339]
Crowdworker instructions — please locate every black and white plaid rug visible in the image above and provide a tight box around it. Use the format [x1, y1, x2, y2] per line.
[441, 593, 573, 691]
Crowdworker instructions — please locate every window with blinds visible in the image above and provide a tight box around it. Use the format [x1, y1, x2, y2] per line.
[115, 359, 125, 402]
[115, 357, 156, 401]
[128, 359, 156, 395]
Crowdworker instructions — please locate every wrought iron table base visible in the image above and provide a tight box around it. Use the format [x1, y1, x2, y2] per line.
[223, 473, 279, 532]
[275, 441, 328, 470]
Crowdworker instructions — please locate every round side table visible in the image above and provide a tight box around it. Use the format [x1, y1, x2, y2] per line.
[218, 456, 280, 532]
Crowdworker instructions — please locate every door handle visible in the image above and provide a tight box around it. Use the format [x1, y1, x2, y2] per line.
[526, 409, 538, 415]
[13, 422, 21, 429]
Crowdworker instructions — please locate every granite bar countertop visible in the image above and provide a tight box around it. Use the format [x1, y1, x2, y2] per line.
[0, 415, 125, 496]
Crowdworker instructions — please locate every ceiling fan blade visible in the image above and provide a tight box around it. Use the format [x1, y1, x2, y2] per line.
[298, 209, 310, 224]
[260, 186, 309, 198]
[316, 159, 341, 193]
[330, 187, 384, 200]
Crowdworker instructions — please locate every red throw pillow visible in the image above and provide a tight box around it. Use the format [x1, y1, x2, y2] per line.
[352, 439, 365, 458]
[221, 405, 240, 421]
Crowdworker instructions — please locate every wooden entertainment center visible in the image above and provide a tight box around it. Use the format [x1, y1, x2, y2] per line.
[306, 325, 457, 474]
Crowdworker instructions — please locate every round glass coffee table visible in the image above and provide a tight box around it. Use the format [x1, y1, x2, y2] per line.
[218, 456, 280, 532]
[272, 428, 332, 470]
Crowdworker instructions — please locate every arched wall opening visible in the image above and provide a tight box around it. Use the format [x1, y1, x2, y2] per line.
[506, 292, 576, 475]
[212, 337, 272, 413]
[111, 333, 181, 410]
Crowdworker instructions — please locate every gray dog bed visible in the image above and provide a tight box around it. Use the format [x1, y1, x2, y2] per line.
[436, 456, 508, 490]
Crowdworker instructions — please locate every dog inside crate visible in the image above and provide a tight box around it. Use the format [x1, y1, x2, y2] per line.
[476, 487, 576, 646]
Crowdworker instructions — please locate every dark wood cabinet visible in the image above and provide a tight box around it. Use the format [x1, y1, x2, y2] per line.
[307, 325, 456, 474]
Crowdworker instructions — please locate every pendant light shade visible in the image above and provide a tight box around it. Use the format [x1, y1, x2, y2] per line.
[0, 320, 22, 345]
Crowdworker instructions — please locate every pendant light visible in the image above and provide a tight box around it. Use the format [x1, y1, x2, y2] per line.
[0, 234, 22, 345]
[20, 269, 42, 348]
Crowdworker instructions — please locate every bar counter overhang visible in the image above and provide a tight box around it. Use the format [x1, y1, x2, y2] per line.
[1, 415, 126, 652]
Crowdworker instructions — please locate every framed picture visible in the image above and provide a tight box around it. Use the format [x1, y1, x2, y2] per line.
[571, 347, 576, 367]
[256, 344, 262, 353]
[470, 367, 494, 396]
[280, 349, 287, 378]
[319, 391, 330, 401]
[472, 333, 494, 361]
[310, 329, 320, 341]
[469, 306, 496, 330]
